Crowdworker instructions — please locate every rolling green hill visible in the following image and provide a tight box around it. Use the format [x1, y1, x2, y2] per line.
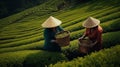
[0, 0, 120, 67]
[0, 0, 48, 18]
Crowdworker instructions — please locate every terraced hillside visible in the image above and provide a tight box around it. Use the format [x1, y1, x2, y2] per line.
[0, 0, 120, 67]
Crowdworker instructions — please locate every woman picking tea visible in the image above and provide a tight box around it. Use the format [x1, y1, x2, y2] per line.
[42, 16, 64, 52]
[79, 17, 103, 51]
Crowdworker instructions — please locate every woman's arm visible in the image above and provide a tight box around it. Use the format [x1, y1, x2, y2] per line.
[44, 29, 52, 43]
[79, 30, 87, 40]
[58, 26, 64, 31]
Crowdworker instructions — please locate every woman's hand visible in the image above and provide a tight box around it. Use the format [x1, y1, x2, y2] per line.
[51, 40, 57, 43]
[78, 37, 83, 40]
[78, 34, 86, 41]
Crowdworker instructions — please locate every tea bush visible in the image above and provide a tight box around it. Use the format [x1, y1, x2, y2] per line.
[50, 45, 120, 67]
[0, 50, 67, 67]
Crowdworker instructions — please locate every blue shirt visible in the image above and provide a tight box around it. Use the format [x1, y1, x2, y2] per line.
[43, 26, 64, 51]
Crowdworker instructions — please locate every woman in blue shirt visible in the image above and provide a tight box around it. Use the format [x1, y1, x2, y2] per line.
[42, 16, 64, 51]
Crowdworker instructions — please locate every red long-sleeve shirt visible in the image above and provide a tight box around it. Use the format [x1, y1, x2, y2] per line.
[84, 26, 103, 45]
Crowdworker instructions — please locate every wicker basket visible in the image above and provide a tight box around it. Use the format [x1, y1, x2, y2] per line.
[78, 39, 92, 53]
[55, 31, 70, 47]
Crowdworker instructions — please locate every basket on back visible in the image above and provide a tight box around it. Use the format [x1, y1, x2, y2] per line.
[78, 39, 93, 53]
[55, 31, 70, 47]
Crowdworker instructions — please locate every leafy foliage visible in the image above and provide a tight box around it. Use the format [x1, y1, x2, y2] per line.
[0, 50, 67, 67]
[50, 45, 120, 67]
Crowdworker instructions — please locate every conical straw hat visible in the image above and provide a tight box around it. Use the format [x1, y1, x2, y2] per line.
[82, 17, 100, 28]
[42, 16, 62, 28]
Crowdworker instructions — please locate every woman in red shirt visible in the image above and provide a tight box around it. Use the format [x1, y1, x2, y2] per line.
[79, 17, 103, 51]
